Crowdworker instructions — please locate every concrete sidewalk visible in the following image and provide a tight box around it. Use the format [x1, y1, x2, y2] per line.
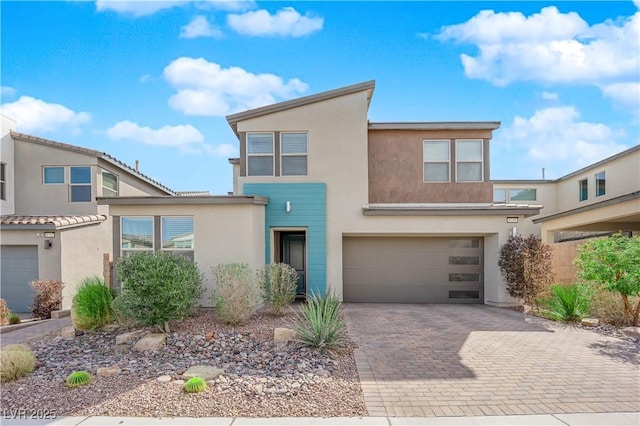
[1, 413, 639, 425]
[0, 316, 72, 347]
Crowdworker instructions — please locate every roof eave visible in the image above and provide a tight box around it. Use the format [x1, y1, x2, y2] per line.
[368, 121, 501, 131]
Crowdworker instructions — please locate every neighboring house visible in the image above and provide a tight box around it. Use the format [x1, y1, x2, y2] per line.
[0, 115, 174, 312]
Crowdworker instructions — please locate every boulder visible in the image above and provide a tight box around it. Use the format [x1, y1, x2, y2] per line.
[61, 326, 76, 339]
[133, 333, 166, 351]
[97, 366, 121, 377]
[157, 375, 172, 383]
[183, 365, 224, 381]
[274, 328, 296, 343]
[115, 331, 138, 345]
[581, 318, 600, 327]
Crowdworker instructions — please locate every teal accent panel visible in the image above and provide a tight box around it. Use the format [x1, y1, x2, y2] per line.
[243, 183, 326, 296]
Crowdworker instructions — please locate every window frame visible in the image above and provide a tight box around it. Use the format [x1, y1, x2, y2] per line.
[280, 132, 308, 176]
[0, 163, 5, 201]
[595, 171, 606, 197]
[121, 216, 154, 252]
[101, 170, 119, 197]
[69, 166, 92, 203]
[455, 139, 484, 183]
[246, 132, 275, 177]
[43, 166, 65, 185]
[508, 188, 537, 202]
[161, 216, 194, 251]
[493, 188, 507, 204]
[423, 139, 451, 183]
[579, 178, 588, 202]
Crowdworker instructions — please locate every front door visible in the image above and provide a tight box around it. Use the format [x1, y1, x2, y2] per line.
[281, 233, 306, 295]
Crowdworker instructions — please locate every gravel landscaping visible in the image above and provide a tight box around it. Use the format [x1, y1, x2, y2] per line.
[0, 309, 367, 417]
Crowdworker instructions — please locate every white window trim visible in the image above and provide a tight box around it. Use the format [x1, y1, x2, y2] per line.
[69, 166, 92, 203]
[101, 170, 119, 196]
[121, 216, 154, 252]
[455, 139, 483, 183]
[423, 139, 451, 183]
[280, 132, 308, 177]
[161, 216, 195, 251]
[43, 166, 65, 185]
[246, 132, 275, 177]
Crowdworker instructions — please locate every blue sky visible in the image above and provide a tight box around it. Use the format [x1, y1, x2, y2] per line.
[1, 0, 638, 194]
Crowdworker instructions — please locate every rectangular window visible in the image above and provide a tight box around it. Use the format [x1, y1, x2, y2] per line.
[493, 188, 506, 203]
[509, 188, 537, 201]
[455, 139, 483, 182]
[162, 217, 194, 250]
[121, 217, 153, 251]
[43, 166, 65, 184]
[70, 166, 92, 202]
[449, 273, 480, 282]
[423, 140, 450, 182]
[102, 171, 118, 197]
[247, 133, 274, 176]
[449, 256, 480, 265]
[579, 179, 588, 201]
[0, 163, 5, 201]
[280, 132, 308, 176]
[595, 171, 605, 196]
[449, 239, 480, 249]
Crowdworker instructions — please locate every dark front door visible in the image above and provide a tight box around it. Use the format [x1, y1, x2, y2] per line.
[281, 233, 306, 295]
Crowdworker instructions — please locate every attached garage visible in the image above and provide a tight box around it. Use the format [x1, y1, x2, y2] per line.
[343, 236, 483, 303]
[1, 245, 39, 312]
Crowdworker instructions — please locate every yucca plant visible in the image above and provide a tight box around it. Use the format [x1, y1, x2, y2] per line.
[184, 377, 206, 393]
[539, 284, 592, 322]
[66, 371, 92, 388]
[295, 292, 346, 350]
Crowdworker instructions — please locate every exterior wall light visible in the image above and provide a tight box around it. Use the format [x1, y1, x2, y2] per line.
[286, 201, 291, 213]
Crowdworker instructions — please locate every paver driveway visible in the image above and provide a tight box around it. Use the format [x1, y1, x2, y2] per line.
[344, 304, 640, 417]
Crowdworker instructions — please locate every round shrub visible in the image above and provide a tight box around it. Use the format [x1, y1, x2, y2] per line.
[184, 377, 206, 393]
[258, 263, 299, 316]
[66, 371, 92, 388]
[0, 345, 36, 383]
[211, 263, 260, 325]
[30, 280, 64, 319]
[72, 276, 114, 330]
[8, 314, 20, 325]
[116, 251, 203, 333]
[0, 298, 9, 325]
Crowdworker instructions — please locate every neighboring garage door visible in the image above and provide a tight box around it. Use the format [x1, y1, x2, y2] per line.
[1, 246, 39, 312]
[343, 237, 483, 303]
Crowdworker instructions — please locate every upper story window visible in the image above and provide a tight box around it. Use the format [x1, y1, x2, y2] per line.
[595, 171, 606, 196]
[0, 163, 5, 201]
[162, 217, 194, 250]
[70, 166, 92, 202]
[247, 133, 274, 176]
[102, 171, 119, 196]
[493, 188, 537, 203]
[280, 132, 308, 176]
[493, 188, 506, 203]
[423, 140, 450, 182]
[121, 217, 153, 252]
[579, 179, 588, 201]
[455, 139, 483, 182]
[43, 166, 65, 184]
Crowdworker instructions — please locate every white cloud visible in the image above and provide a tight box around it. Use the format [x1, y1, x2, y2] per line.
[227, 7, 323, 37]
[180, 15, 222, 39]
[438, 6, 639, 108]
[203, 143, 237, 157]
[140, 74, 153, 83]
[197, 0, 255, 12]
[498, 106, 628, 172]
[95, 0, 185, 17]
[107, 120, 204, 147]
[0, 96, 91, 134]
[1, 86, 16, 97]
[541, 91, 558, 100]
[163, 57, 308, 116]
[599, 82, 640, 109]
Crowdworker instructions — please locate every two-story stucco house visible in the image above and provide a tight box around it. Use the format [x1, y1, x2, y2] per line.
[0, 115, 174, 312]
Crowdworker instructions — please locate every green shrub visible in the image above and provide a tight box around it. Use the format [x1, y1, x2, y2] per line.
[0, 345, 36, 383]
[66, 371, 92, 388]
[72, 277, 114, 330]
[258, 263, 299, 316]
[295, 292, 346, 350]
[184, 377, 207, 393]
[8, 314, 20, 325]
[539, 284, 592, 322]
[211, 263, 260, 325]
[0, 298, 9, 325]
[115, 251, 204, 333]
[30, 280, 64, 319]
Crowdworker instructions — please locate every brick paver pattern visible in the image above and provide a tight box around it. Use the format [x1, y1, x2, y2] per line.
[343, 304, 640, 417]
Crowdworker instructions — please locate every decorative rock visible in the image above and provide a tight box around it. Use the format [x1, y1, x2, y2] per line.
[581, 318, 600, 327]
[97, 366, 121, 377]
[183, 365, 225, 381]
[60, 326, 76, 339]
[172, 380, 185, 385]
[112, 344, 130, 353]
[205, 332, 214, 341]
[157, 375, 172, 383]
[115, 331, 138, 345]
[621, 326, 640, 339]
[314, 368, 330, 377]
[133, 333, 166, 351]
[274, 328, 296, 343]
[101, 324, 119, 333]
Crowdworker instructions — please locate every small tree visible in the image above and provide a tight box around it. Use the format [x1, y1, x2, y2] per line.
[498, 234, 554, 305]
[258, 263, 299, 316]
[575, 233, 640, 326]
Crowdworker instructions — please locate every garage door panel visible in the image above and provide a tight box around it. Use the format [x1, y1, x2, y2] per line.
[1, 246, 39, 313]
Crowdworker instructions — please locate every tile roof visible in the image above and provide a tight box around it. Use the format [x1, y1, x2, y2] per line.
[0, 215, 107, 228]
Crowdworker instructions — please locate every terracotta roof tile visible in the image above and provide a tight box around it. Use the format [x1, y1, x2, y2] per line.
[0, 215, 107, 228]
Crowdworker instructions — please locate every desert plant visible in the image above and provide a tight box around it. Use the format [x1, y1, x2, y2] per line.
[0, 344, 36, 383]
[258, 263, 299, 315]
[8, 314, 20, 325]
[30, 279, 64, 319]
[498, 235, 554, 305]
[295, 292, 346, 350]
[575, 233, 640, 326]
[211, 263, 260, 325]
[539, 284, 592, 322]
[72, 276, 114, 330]
[66, 371, 92, 388]
[115, 251, 204, 333]
[0, 298, 9, 325]
[589, 288, 640, 326]
[184, 376, 207, 393]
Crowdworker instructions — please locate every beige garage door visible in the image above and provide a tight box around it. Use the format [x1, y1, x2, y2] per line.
[343, 237, 483, 303]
